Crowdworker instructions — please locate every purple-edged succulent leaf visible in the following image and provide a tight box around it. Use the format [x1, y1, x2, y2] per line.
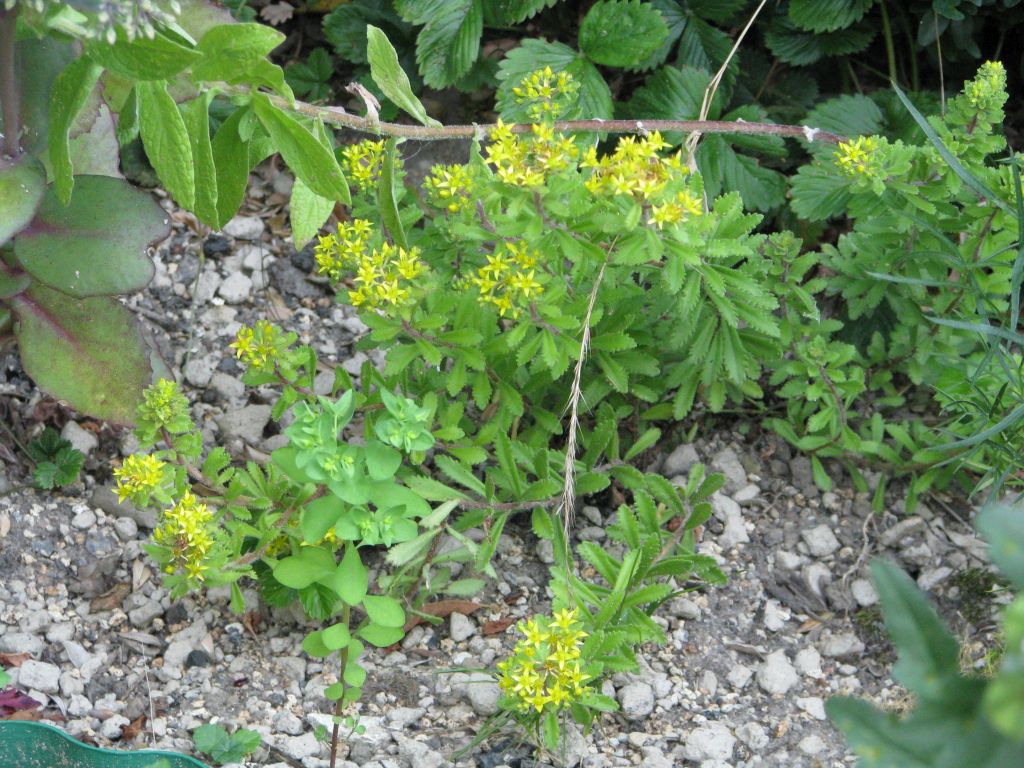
[11, 284, 153, 423]
[13, 175, 168, 298]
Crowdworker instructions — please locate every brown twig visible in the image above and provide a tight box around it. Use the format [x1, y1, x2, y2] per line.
[0, 7, 20, 157]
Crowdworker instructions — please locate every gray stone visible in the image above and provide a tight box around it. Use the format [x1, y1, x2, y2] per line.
[163, 640, 194, 668]
[279, 732, 319, 760]
[820, 632, 865, 659]
[61, 640, 95, 670]
[801, 524, 840, 557]
[640, 745, 673, 768]
[797, 696, 827, 720]
[0, 632, 44, 655]
[799, 734, 826, 755]
[113, 516, 138, 541]
[670, 597, 702, 620]
[217, 405, 272, 444]
[713, 492, 749, 549]
[386, 707, 426, 729]
[789, 456, 814, 488]
[100, 715, 130, 740]
[183, 355, 217, 387]
[46, 623, 75, 643]
[347, 718, 392, 763]
[734, 483, 760, 504]
[59, 671, 84, 696]
[18, 660, 61, 693]
[61, 421, 98, 456]
[218, 271, 253, 304]
[91, 485, 158, 528]
[663, 443, 700, 477]
[881, 516, 925, 547]
[210, 372, 246, 401]
[578, 525, 605, 541]
[757, 650, 799, 695]
[918, 566, 952, 591]
[536, 539, 555, 564]
[193, 269, 221, 302]
[763, 599, 788, 632]
[71, 508, 97, 530]
[462, 673, 501, 716]
[794, 647, 823, 678]
[681, 723, 735, 762]
[736, 722, 769, 750]
[851, 578, 878, 606]
[711, 447, 747, 491]
[273, 711, 305, 735]
[727, 664, 753, 690]
[396, 735, 446, 768]
[449, 612, 476, 642]
[618, 682, 655, 719]
[68, 694, 92, 717]
[128, 599, 164, 627]
[223, 215, 265, 240]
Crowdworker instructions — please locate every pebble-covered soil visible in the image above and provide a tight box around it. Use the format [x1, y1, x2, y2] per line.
[0, 163, 1005, 768]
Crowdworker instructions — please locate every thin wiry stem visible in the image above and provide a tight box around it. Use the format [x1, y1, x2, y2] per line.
[0, 6, 21, 156]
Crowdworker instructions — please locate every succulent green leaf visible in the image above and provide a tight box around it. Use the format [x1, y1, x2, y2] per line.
[13, 175, 166, 297]
[11, 285, 153, 423]
[137, 80, 196, 210]
[86, 30, 202, 80]
[362, 594, 406, 628]
[48, 57, 103, 204]
[366, 26, 440, 127]
[366, 440, 402, 481]
[578, 0, 669, 68]
[0, 154, 46, 247]
[252, 94, 350, 203]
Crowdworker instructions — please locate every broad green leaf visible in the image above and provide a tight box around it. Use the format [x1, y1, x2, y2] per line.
[344, 661, 367, 687]
[86, 30, 201, 80]
[443, 578, 486, 596]
[578, 0, 669, 68]
[542, 707, 559, 750]
[290, 176, 334, 247]
[871, 559, 960, 700]
[332, 544, 369, 605]
[789, 0, 874, 33]
[396, 0, 483, 89]
[366, 440, 402, 481]
[377, 137, 409, 249]
[0, 263, 30, 300]
[211, 107, 253, 227]
[698, 134, 786, 213]
[486, 0, 558, 23]
[301, 495, 345, 542]
[322, 622, 351, 650]
[273, 547, 337, 589]
[252, 94, 350, 203]
[285, 48, 335, 101]
[0, 154, 46, 247]
[362, 594, 406, 627]
[10, 285, 153, 424]
[977, 503, 1024, 589]
[180, 92, 219, 228]
[48, 57, 103, 204]
[191, 22, 286, 82]
[764, 16, 874, 67]
[789, 165, 852, 221]
[358, 622, 405, 647]
[983, 661, 1024, 741]
[137, 80, 196, 210]
[301, 631, 332, 658]
[14, 176, 166, 297]
[366, 26, 440, 126]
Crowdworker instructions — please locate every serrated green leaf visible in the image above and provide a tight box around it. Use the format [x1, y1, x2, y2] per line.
[137, 80, 195, 210]
[180, 92, 219, 227]
[436, 455, 486, 496]
[191, 22, 286, 82]
[578, 0, 669, 68]
[789, 0, 874, 33]
[397, 0, 483, 89]
[87, 30, 201, 80]
[367, 25, 440, 126]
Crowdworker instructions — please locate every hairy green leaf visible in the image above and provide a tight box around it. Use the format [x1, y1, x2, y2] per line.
[578, 0, 669, 68]
[48, 58, 103, 204]
[137, 80, 196, 210]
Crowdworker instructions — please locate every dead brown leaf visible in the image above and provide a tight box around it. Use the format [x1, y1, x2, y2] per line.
[482, 617, 515, 636]
[1, 709, 43, 722]
[120, 714, 147, 741]
[402, 600, 484, 632]
[0, 652, 31, 668]
[89, 582, 131, 612]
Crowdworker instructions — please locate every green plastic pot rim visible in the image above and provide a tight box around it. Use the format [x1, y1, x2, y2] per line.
[0, 720, 210, 767]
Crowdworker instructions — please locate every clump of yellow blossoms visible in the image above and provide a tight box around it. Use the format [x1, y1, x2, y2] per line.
[423, 164, 475, 213]
[833, 135, 884, 179]
[485, 121, 580, 187]
[512, 65, 580, 121]
[313, 219, 374, 281]
[963, 60, 1006, 113]
[497, 608, 591, 714]
[581, 131, 690, 202]
[342, 139, 386, 191]
[650, 189, 704, 229]
[153, 491, 215, 582]
[469, 241, 544, 318]
[231, 319, 283, 370]
[114, 454, 167, 504]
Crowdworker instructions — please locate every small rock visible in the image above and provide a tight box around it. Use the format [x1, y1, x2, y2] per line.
[618, 682, 655, 719]
[536, 539, 555, 564]
[450, 612, 476, 642]
[851, 578, 878, 606]
[671, 597, 702, 620]
[100, 715, 130, 741]
[801, 524, 840, 557]
[881, 516, 925, 547]
[0, 632, 44, 655]
[797, 696, 827, 720]
[757, 650, 799, 695]
[18, 660, 61, 693]
[203, 234, 231, 257]
[347, 718, 392, 763]
[733, 483, 760, 504]
[218, 271, 253, 304]
[711, 447, 747, 491]
[193, 269, 221, 302]
[223, 215, 264, 241]
[820, 632, 865, 660]
[663, 443, 700, 477]
[46, 623, 75, 643]
[396, 735, 446, 768]
[68, 694, 92, 717]
[735, 722, 769, 750]
[713, 493, 749, 549]
[183, 356, 218, 388]
[727, 665, 753, 690]
[61, 421, 98, 456]
[386, 707, 426, 729]
[128, 599, 163, 627]
[794, 647, 823, 678]
[71, 508, 97, 530]
[918, 566, 952, 591]
[763, 599, 788, 632]
[681, 723, 735, 762]
[217, 405, 272, 444]
[210, 372, 246, 401]
[91, 485, 159, 529]
[279, 732, 319, 761]
[789, 456, 814, 489]
[274, 711, 305, 735]
[185, 649, 212, 668]
[799, 734, 826, 755]
[113, 517, 138, 541]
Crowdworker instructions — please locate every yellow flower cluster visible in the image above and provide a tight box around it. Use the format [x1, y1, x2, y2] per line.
[834, 135, 884, 178]
[485, 121, 580, 187]
[512, 65, 580, 121]
[650, 189, 704, 229]
[231, 319, 282, 369]
[497, 608, 591, 714]
[313, 219, 374, 281]
[423, 164, 475, 213]
[154, 492, 215, 582]
[342, 139, 386, 190]
[469, 241, 544, 318]
[113, 454, 166, 503]
[348, 242, 426, 310]
[963, 60, 1006, 112]
[581, 131, 689, 201]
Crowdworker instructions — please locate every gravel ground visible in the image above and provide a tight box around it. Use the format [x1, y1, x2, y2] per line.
[0, 164, 1006, 768]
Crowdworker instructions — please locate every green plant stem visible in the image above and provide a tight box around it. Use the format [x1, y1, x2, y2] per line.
[0, 6, 20, 156]
[329, 603, 352, 768]
[880, 1, 899, 86]
[219, 84, 846, 144]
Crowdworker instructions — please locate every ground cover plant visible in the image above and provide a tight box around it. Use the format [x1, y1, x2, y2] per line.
[1, 0, 1023, 766]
